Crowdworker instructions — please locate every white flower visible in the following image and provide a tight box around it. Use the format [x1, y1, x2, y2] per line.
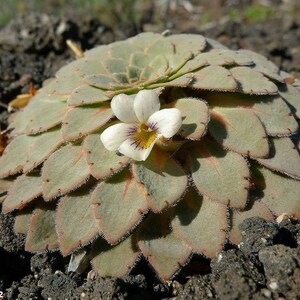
[100, 90, 182, 161]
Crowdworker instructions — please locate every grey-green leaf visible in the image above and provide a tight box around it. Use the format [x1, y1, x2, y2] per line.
[230, 66, 278, 94]
[57, 190, 100, 256]
[132, 148, 187, 212]
[0, 135, 35, 177]
[25, 202, 58, 252]
[2, 173, 42, 213]
[62, 104, 112, 141]
[189, 139, 250, 209]
[83, 133, 130, 180]
[42, 144, 90, 200]
[67, 84, 110, 106]
[138, 212, 192, 281]
[253, 166, 300, 218]
[172, 188, 227, 257]
[92, 235, 139, 277]
[257, 137, 300, 179]
[92, 169, 148, 244]
[172, 97, 209, 140]
[209, 107, 269, 158]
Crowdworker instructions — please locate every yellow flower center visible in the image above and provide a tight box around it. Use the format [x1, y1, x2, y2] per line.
[132, 124, 158, 149]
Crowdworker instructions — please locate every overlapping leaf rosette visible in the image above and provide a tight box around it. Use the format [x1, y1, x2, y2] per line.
[0, 32, 300, 280]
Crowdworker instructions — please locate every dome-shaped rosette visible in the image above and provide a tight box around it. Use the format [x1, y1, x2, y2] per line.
[0, 32, 299, 282]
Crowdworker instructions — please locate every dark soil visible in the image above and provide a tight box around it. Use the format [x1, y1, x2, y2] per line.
[0, 12, 300, 300]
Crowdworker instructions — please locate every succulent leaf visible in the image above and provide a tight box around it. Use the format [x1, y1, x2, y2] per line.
[230, 201, 273, 244]
[2, 173, 42, 213]
[257, 137, 300, 179]
[104, 58, 128, 74]
[132, 148, 187, 212]
[166, 34, 206, 55]
[189, 139, 250, 208]
[42, 144, 90, 200]
[57, 190, 100, 256]
[23, 128, 63, 173]
[43, 73, 84, 95]
[230, 66, 278, 94]
[92, 235, 139, 277]
[25, 202, 58, 252]
[14, 207, 33, 234]
[0, 135, 35, 177]
[253, 166, 300, 217]
[67, 85, 110, 106]
[278, 83, 300, 118]
[206, 93, 298, 136]
[17, 99, 68, 135]
[171, 97, 209, 140]
[239, 50, 283, 82]
[191, 66, 237, 91]
[209, 107, 269, 157]
[109, 41, 137, 60]
[62, 104, 112, 141]
[138, 212, 192, 280]
[92, 169, 148, 244]
[83, 133, 130, 180]
[172, 187, 227, 257]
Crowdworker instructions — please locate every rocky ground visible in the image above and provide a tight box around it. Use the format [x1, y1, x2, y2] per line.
[0, 12, 300, 300]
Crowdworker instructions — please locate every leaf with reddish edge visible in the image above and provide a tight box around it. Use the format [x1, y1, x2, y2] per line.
[0, 135, 35, 178]
[170, 97, 209, 140]
[91, 235, 139, 277]
[209, 107, 269, 158]
[252, 166, 300, 218]
[57, 188, 100, 256]
[132, 147, 187, 213]
[42, 144, 90, 200]
[14, 206, 34, 234]
[62, 104, 113, 142]
[67, 84, 110, 106]
[83, 133, 130, 180]
[0, 178, 14, 203]
[2, 173, 42, 213]
[43, 72, 84, 96]
[257, 137, 300, 179]
[172, 187, 227, 257]
[189, 139, 250, 209]
[167, 34, 206, 56]
[205, 93, 298, 136]
[92, 168, 148, 244]
[191, 66, 238, 91]
[23, 100, 68, 135]
[25, 202, 59, 252]
[230, 66, 278, 95]
[230, 201, 273, 245]
[23, 128, 63, 173]
[278, 83, 300, 118]
[137, 211, 192, 281]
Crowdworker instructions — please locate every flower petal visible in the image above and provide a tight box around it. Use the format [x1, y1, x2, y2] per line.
[134, 90, 160, 123]
[118, 138, 157, 161]
[147, 108, 182, 138]
[100, 123, 136, 151]
[111, 94, 138, 123]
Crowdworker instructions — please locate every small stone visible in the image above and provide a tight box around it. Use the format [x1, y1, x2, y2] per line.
[269, 281, 278, 290]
